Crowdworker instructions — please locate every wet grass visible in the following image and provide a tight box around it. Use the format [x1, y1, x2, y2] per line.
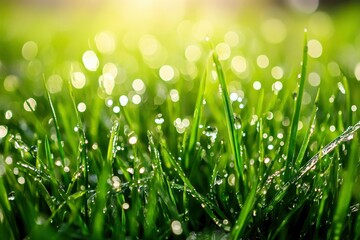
[1, 3, 360, 240]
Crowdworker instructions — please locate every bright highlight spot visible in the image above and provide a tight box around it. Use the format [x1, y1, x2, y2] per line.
[119, 95, 128, 106]
[5, 110, 13, 120]
[132, 94, 142, 105]
[3, 75, 20, 92]
[171, 220, 183, 235]
[231, 56, 247, 73]
[99, 74, 115, 95]
[24, 98, 37, 112]
[337, 82, 345, 94]
[132, 79, 145, 92]
[77, 102, 86, 112]
[170, 89, 180, 102]
[129, 136, 138, 145]
[216, 43, 231, 61]
[18, 177, 25, 185]
[95, 31, 116, 54]
[273, 81, 283, 91]
[308, 72, 321, 87]
[230, 92, 238, 101]
[261, 19, 287, 44]
[103, 63, 118, 78]
[257, 55, 269, 68]
[106, 98, 113, 107]
[71, 72, 86, 89]
[113, 106, 120, 113]
[82, 50, 99, 71]
[174, 118, 190, 134]
[0, 125, 8, 138]
[253, 81, 262, 90]
[22, 41, 38, 60]
[122, 203, 130, 210]
[329, 125, 336, 132]
[271, 66, 284, 79]
[159, 65, 175, 81]
[308, 39, 322, 58]
[185, 45, 202, 62]
[46, 75, 63, 93]
[355, 62, 360, 81]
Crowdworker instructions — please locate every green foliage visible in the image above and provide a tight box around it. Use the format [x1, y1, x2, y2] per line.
[1, 4, 360, 240]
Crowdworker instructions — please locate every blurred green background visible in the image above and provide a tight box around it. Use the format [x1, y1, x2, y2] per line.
[1, 0, 360, 142]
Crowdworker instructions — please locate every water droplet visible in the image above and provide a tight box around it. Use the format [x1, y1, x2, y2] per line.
[122, 202, 130, 210]
[292, 92, 298, 100]
[234, 114, 242, 129]
[227, 174, 236, 186]
[127, 168, 134, 174]
[171, 220, 183, 235]
[8, 191, 15, 201]
[204, 126, 218, 143]
[155, 113, 164, 125]
[215, 178, 223, 185]
[29, 146, 38, 158]
[128, 135, 138, 145]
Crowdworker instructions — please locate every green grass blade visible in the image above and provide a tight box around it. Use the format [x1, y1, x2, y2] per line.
[185, 69, 208, 169]
[258, 117, 265, 176]
[340, 72, 352, 125]
[0, 176, 19, 239]
[269, 196, 308, 240]
[231, 179, 257, 239]
[264, 121, 360, 215]
[68, 81, 90, 223]
[330, 137, 359, 239]
[44, 136, 56, 177]
[107, 121, 119, 168]
[148, 132, 181, 222]
[354, 211, 360, 240]
[285, 29, 308, 179]
[160, 142, 228, 225]
[294, 88, 320, 170]
[45, 84, 66, 166]
[315, 191, 328, 239]
[212, 51, 243, 186]
[90, 167, 110, 239]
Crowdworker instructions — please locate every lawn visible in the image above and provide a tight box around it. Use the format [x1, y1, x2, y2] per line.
[0, 1, 360, 239]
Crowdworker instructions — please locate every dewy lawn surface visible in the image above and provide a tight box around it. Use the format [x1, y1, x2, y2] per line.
[1, 2, 360, 239]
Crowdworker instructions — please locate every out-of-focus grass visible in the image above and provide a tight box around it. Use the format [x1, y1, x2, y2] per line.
[1, 2, 360, 239]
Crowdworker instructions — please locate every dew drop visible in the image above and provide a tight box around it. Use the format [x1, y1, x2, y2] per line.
[171, 220, 183, 235]
[8, 191, 15, 201]
[204, 126, 218, 143]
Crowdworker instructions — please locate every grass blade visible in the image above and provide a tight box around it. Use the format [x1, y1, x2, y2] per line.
[160, 142, 228, 225]
[231, 179, 257, 239]
[264, 121, 360, 215]
[107, 121, 119, 168]
[0, 175, 19, 239]
[212, 51, 243, 188]
[294, 88, 320, 170]
[285, 29, 308, 179]
[45, 83, 66, 167]
[185, 69, 207, 169]
[330, 137, 359, 239]
[269, 196, 308, 240]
